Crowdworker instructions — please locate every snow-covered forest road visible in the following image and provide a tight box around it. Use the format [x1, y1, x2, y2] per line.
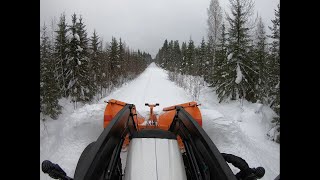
[40, 63, 279, 180]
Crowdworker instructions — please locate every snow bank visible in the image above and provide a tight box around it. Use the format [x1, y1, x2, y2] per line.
[198, 85, 279, 179]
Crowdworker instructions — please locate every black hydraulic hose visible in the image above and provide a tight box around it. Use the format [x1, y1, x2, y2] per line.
[221, 153, 249, 171]
[221, 153, 265, 180]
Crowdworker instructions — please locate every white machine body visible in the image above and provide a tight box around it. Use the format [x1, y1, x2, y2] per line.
[124, 138, 187, 180]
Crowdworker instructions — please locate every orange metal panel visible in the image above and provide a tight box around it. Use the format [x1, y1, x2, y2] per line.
[103, 99, 202, 150]
[158, 101, 202, 130]
[104, 99, 145, 148]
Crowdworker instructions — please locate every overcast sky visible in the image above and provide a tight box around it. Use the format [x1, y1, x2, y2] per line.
[40, 0, 279, 58]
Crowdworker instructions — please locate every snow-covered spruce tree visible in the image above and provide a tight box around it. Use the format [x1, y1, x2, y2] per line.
[268, 3, 280, 143]
[49, 17, 58, 48]
[134, 50, 143, 73]
[123, 42, 131, 75]
[77, 15, 94, 101]
[131, 50, 139, 73]
[161, 39, 169, 68]
[40, 24, 61, 119]
[180, 41, 187, 74]
[198, 38, 207, 78]
[167, 40, 174, 71]
[204, 37, 214, 83]
[118, 38, 126, 79]
[138, 50, 146, 72]
[253, 17, 269, 104]
[97, 38, 105, 98]
[192, 46, 203, 100]
[108, 37, 119, 86]
[192, 43, 200, 75]
[155, 49, 160, 66]
[89, 30, 102, 98]
[220, 0, 256, 102]
[133, 50, 143, 75]
[67, 13, 91, 107]
[67, 13, 81, 105]
[173, 40, 182, 73]
[141, 52, 151, 70]
[186, 39, 195, 75]
[100, 42, 111, 95]
[54, 13, 69, 97]
[212, 23, 231, 102]
[40, 26, 45, 112]
[40, 24, 47, 112]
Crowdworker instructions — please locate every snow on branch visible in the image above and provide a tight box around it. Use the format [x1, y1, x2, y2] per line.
[74, 33, 80, 41]
[235, 63, 243, 84]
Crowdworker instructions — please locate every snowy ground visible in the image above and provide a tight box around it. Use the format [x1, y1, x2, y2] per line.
[40, 63, 279, 180]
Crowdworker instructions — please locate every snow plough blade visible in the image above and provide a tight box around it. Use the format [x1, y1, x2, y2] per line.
[158, 101, 202, 149]
[104, 99, 202, 149]
[158, 101, 202, 129]
[103, 99, 144, 128]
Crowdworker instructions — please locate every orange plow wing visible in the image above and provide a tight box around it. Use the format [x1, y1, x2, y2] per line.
[158, 102, 202, 149]
[104, 99, 145, 148]
[104, 99, 145, 128]
[158, 101, 202, 130]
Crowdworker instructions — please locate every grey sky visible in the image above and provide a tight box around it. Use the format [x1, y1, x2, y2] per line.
[40, 0, 279, 58]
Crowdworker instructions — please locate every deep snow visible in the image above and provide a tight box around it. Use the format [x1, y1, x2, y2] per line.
[40, 63, 279, 180]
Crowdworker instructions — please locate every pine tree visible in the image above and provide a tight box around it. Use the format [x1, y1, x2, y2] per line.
[67, 13, 91, 106]
[67, 13, 80, 104]
[41, 13, 153, 117]
[204, 37, 214, 83]
[268, 4, 280, 142]
[41, 24, 61, 119]
[180, 42, 187, 74]
[100, 41, 111, 93]
[161, 40, 169, 68]
[254, 17, 269, 103]
[173, 40, 182, 73]
[186, 39, 195, 75]
[77, 15, 94, 101]
[118, 38, 125, 77]
[109, 37, 119, 85]
[213, 23, 230, 102]
[54, 13, 69, 97]
[219, 0, 256, 102]
[167, 40, 174, 71]
[198, 38, 207, 77]
[193, 47, 200, 75]
[122, 42, 131, 75]
[89, 30, 101, 98]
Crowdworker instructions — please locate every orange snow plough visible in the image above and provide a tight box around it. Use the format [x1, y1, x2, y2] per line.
[42, 98, 266, 180]
[103, 99, 202, 149]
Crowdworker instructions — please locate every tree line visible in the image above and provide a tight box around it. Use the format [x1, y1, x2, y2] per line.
[155, 0, 280, 143]
[40, 13, 152, 119]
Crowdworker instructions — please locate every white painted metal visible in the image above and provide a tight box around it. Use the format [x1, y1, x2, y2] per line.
[124, 138, 187, 180]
